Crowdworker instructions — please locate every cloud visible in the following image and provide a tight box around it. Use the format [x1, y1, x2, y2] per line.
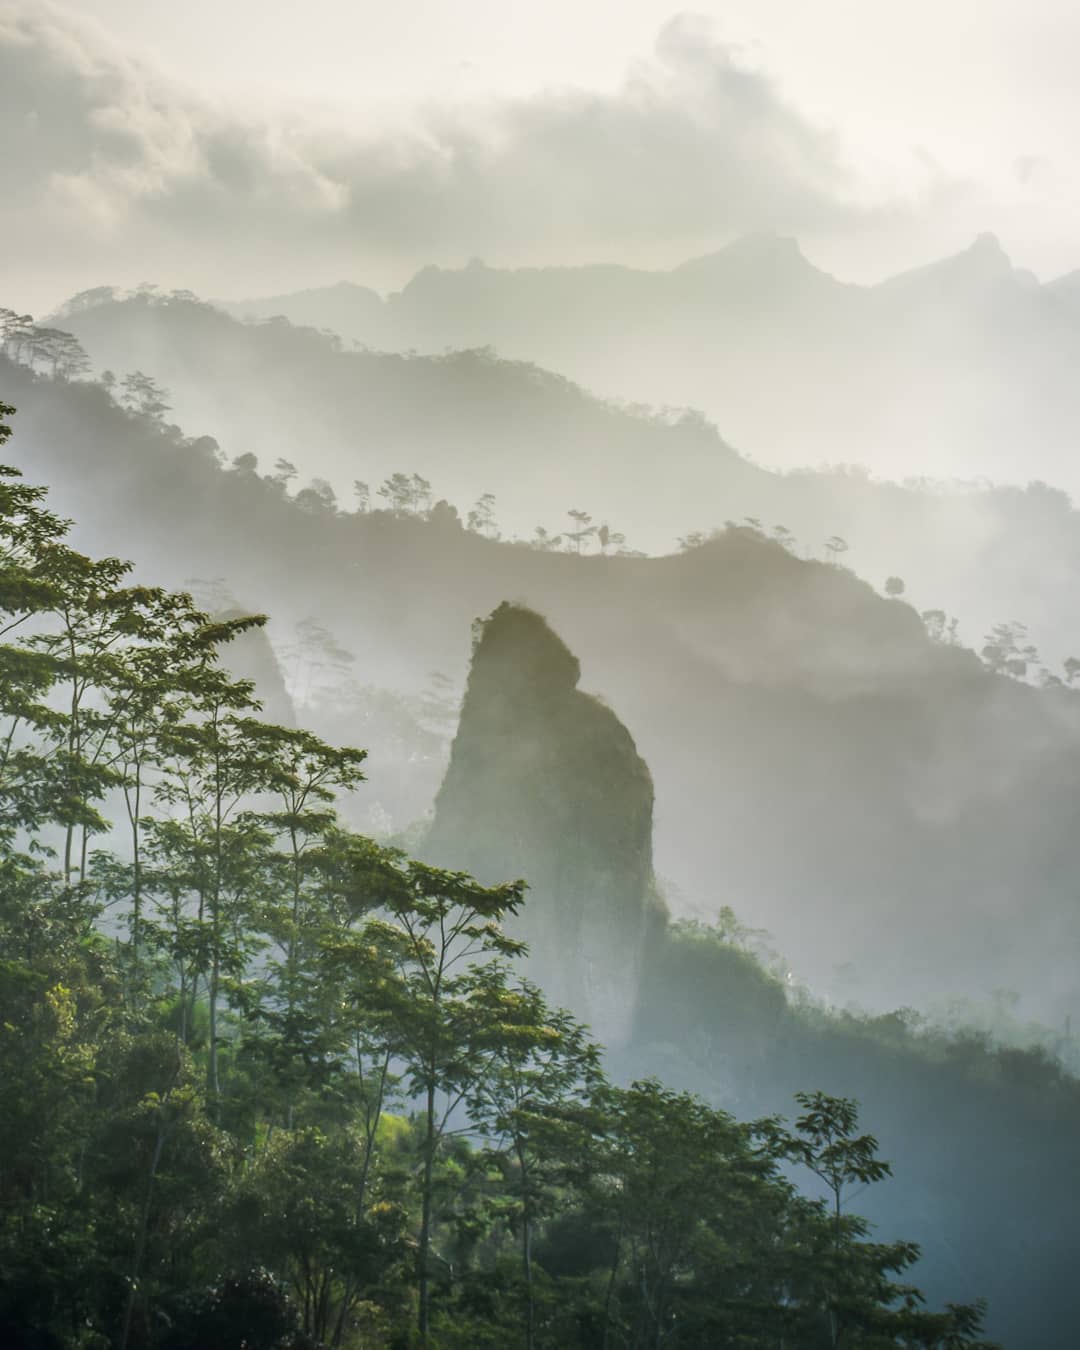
[0, 3, 871, 304]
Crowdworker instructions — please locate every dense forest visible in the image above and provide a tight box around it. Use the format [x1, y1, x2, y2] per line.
[0, 398, 1003, 1347]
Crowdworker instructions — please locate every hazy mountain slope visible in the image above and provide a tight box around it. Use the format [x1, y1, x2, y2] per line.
[49, 289, 1080, 667]
[56, 292, 746, 551]
[422, 600, 1080, 1350]
[221, 232, 1080, 491]
[219, 279, 385, 337]
[7, 356, 1080, 1026]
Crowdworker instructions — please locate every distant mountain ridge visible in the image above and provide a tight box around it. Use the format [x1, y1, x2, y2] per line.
[48, 287, 1080, 672]
[216, 232, 1080, 490]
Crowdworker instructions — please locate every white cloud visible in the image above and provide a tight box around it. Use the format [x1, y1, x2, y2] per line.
[0, 3, 877, 308]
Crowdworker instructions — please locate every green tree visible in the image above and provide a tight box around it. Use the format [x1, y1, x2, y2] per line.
[773, 1092, 997, 1349]
[359, 858, 525, 1341]
[467, 972, 601, 1349]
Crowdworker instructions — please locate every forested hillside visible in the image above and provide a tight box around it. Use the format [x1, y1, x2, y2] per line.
[0, 397, 1001, 1348]
[7, 5, 1079, 1348]
[425, 599, 1080, 1350]
[6, 353, 1080, 1026]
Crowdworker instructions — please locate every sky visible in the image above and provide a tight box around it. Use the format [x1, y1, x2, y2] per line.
[3, 0, 1080, 311]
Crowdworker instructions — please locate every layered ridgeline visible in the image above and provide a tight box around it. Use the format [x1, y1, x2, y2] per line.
[423, 601, 1080, 1350]
[424, 604, 665, 1047]
[45, 286, 1080, 664]
[7, 352, 1080, 1027]
[0, 398, 1014, 1348]
[220, 233, 1080, 491]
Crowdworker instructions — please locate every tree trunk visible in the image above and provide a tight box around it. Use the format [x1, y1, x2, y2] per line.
[129, 768, 143, 1007]
[517, 1143, 535, 1350]
[120, 1087, 174, 1350]
[523, 1211, 535, 1350]
[602, 1216, 624, 1350]
[208, 951, 220, 1110]
[418, 1078, 437, 1342]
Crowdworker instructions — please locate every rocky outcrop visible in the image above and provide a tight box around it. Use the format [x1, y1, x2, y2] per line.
[424, 602, 665, 1045]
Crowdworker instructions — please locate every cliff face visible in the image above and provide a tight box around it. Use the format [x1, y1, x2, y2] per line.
[425, 603, 664, 1045]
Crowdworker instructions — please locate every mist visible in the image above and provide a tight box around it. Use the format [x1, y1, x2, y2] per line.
[5, 3, 1080, 1347]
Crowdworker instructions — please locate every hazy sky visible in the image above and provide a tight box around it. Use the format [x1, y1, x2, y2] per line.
[4, 0, 1080, 310]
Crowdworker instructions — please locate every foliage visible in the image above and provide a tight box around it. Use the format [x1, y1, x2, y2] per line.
[0, 401, 996, 1348]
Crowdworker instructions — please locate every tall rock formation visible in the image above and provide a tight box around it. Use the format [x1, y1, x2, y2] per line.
[424, 602, 664, 1046]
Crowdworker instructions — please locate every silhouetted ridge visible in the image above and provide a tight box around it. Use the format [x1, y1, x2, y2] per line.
[876, 231, 1024, 295]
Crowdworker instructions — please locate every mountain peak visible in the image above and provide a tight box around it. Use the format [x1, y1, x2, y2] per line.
[878, 232, 1018, 294]
[673, 234, 832, 291]
[964, 231, 1016, 275]
[969, 230, 1006, 256]
[677, 233, 805, 271]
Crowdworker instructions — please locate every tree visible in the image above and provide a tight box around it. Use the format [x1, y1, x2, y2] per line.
[272, 458, 298, 488]
[981, 621, 1038, 679]
[772, 1092, 996, 1349]
[922, 609, 959, 645]
[565, 508, 595, 554]
[825, 535, 849, 564]
[54, 285, 118, 317]
[20, 327, 91, 381]
[283, 617, 355, 707]
[250, 726, 367, 1124]
[772, 523, 797, 552]
[92, 586, 228, 1000]
[357, 858, 526, 1341]
[120, 371, 172, 422]
[467, 492, 499, 538]
[468, 973, 600, 1349]
[379, 472, 432, 516]
[148, 619, 275, 1107]
[596, 524, 626, 556]
[567, 1080, 781, 1349]
[429, 499, 463, 531]
[885, 575, 906, 598]
[530, 526, 562, 552]
[0, 309, 36, 363]
[294, 478, 338, 515]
